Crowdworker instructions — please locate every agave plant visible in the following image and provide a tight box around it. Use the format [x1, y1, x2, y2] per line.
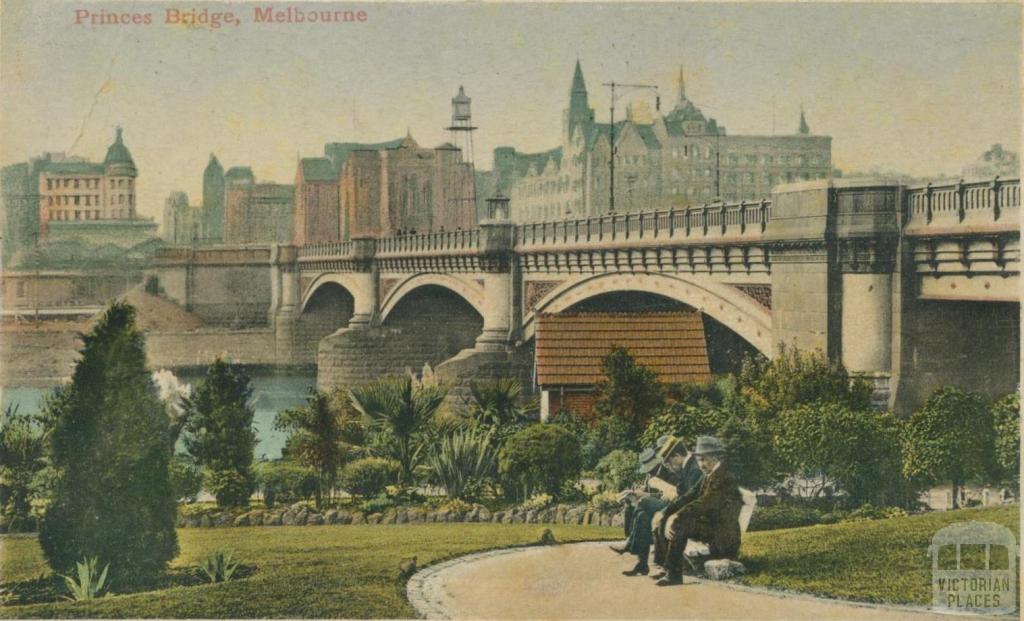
[199, 550, 240, 583]
[427, 428, 498, 499]
[61, 557, 109, 601]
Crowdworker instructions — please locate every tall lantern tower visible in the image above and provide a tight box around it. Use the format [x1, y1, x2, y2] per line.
[444, 85, 478, 225]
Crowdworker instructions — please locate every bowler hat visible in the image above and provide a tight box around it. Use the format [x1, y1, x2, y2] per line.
[692, 435, 725, 456]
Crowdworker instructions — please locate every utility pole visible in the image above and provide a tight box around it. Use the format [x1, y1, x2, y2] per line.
[715, 130, 722, 201]
[602, 81, 659, 213]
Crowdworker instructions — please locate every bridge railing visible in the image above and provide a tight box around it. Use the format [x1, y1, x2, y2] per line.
[905, 177, 1019, 233]
[375, 229, 480, 256]
[297, 241, 354, 260]
[513, 200, 771, 247]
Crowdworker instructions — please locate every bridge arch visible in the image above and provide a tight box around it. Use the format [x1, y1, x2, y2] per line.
[524, 272, 772, 356]
[300, 273, 371, 314]
[379, 273, 486, 324]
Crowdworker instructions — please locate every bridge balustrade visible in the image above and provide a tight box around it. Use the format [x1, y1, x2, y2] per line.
[374, 228, 480, 257]
[297, 241, 354, 261]
[513, 199, 771, 248]
[905, 177, 1019, 234]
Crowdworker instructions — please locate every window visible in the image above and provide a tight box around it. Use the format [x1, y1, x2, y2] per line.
[75, 211, 80, 220]
[74, 196, 80, 206]
[683, 145, 689, 157]
[94, 210, 100, 219]
[74, 179, 80, 189]
[110, 179, 115, 188]
[746, 155, 758, 165]
[46, 179, 52, 190]
[47, 196, 53, 206]
[16, 282, 24, 297]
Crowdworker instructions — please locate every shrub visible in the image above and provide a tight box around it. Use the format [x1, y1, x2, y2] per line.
[199, 551, 240, 583]
[902, 387, 992, 508]
[774, 403, 904, 505]
[359, 494, 395, 515]
[255, 460, 318, 507]
[842, 504, 908, 522]
[589, 490, 621, 514]
[463, 378, 533, 447]
[169, 455, 203, 503]
[427, 428, 497, 500]
[340, 457, 400, 498]
[61, 557, 110, 602]
[182, 359, 257, 507]
[592, 347, 665, 429]
[639, 403, 726, 451]
[585, 416, 641, 465]
[747, 504, 836, 532]
[519, 492, 554, 513]
[39, 303, 178, 584]
[593, 449, 643, 492]
[0, 405, 48, 532]
[992, 392, 1020, 483]
[499, 424, 583, 501]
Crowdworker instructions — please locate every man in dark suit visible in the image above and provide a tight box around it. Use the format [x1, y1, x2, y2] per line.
[655, 435, 743, 587]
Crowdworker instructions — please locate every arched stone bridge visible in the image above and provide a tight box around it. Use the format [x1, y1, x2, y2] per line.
[155, 178, 1020, 413]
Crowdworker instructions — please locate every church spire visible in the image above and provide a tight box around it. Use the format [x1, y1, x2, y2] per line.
[678, 64, 686, 102]
[799, 105, 810, 135]
[571, 58, 587, 94]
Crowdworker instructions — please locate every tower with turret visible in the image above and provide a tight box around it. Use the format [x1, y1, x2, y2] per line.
[103, 127, 137, 219]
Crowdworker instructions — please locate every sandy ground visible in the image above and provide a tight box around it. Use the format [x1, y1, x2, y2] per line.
[410, 541, 986, 621]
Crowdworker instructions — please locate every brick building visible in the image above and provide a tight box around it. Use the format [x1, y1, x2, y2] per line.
[293, 157, 341, 245]
[224, 170, 294, 245]
[534, 311, 712, 420]
[162, 155, 227, 245]
[496, 63, 832, 222]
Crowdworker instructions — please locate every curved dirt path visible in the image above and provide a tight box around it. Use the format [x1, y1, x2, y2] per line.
[408, 541, 984, 620]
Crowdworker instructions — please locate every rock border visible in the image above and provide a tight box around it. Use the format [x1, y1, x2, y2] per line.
[176, 502, 626, 529]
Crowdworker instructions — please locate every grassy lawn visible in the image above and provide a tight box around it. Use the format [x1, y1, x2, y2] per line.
[738, 504, 1020, 605]
[1, 505, 1018, 617]
[0, 524, 620, 618]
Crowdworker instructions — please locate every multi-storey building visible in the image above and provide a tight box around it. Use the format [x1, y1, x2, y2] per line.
[495, 63, 833, 222]
[224, 169, 294, 245]
[162, 155, 228, 245]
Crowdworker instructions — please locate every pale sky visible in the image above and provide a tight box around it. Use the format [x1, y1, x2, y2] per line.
[2, 1, 1020, 221]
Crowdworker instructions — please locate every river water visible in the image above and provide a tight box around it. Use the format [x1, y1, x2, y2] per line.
[0, 369, 317, 460]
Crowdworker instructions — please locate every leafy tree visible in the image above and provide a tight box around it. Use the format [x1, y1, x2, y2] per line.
[593, 347, 665, 430]
[427, 428, 498, 500]
[39, 302, 178, 583]
[499, 424, 582, 500]
[182, 358, 257, 507]
[991, 392, 1019, 484]
[639, 403, 727, 450]
[901, 387, 992, 508]
[350, 376, 447, 485]
[0, 405, 49, 532]
[168, 455, 203, 503]
[584, 415, 641, 467]
[774, 403, 904, 504]
[275, 389, 365, 508]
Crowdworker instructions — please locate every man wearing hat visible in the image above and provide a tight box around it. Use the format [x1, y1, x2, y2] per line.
[655, 435, 743, 587]
[613, 435, 704, 577]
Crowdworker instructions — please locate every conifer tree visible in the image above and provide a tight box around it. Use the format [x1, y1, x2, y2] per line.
[39, 302, 178, 583]
[182, 358, 257, 507]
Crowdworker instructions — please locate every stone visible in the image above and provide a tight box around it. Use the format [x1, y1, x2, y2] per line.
[436, 509, 451, 522]
[583, 510, 594, 525]
[397, 509, 409, 524]
[351, 513, 366, 525]
[325, 510, 339, 525]
[512, 510, 524, 524]
[282, 511, 297, 526]
[199, 514, 213, 528]
[556, 509, 566, 524]
[367, 513, 382, 525]
[492, 511, 505, 523]
[295, 510, 309, 526]
[611, 512, 625, 528]
[262, 513, 276, 526]
[308, 514, 325, 526]
[383, 510, 398, 525]
[337, 511, 353, 525]
[186, 516, 200, 528]
[233, 513, 250, 527]
[466, 507, 480, 523]
[704, 559, 746, 581]
[526, 510, 538, 524]
[478, 508, 492, 522]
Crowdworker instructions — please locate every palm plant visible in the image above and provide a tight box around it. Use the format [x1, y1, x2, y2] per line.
[350, 376, 447, 485]
[464, 379, 532, 446]
[427, 428, 498, 499]
[62, 557, 109, 601]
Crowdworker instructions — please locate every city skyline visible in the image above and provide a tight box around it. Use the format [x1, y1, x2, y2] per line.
[2, 1, 1020, 222]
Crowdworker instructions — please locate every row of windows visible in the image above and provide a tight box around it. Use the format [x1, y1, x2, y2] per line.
[45, 177, 133, 190]
[46, 194, 132, 206]
[49, 209, 101, 221]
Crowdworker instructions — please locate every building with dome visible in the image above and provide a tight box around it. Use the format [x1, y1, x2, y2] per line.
[33, 127, 157, 246]
[494, 62, 833, 222]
